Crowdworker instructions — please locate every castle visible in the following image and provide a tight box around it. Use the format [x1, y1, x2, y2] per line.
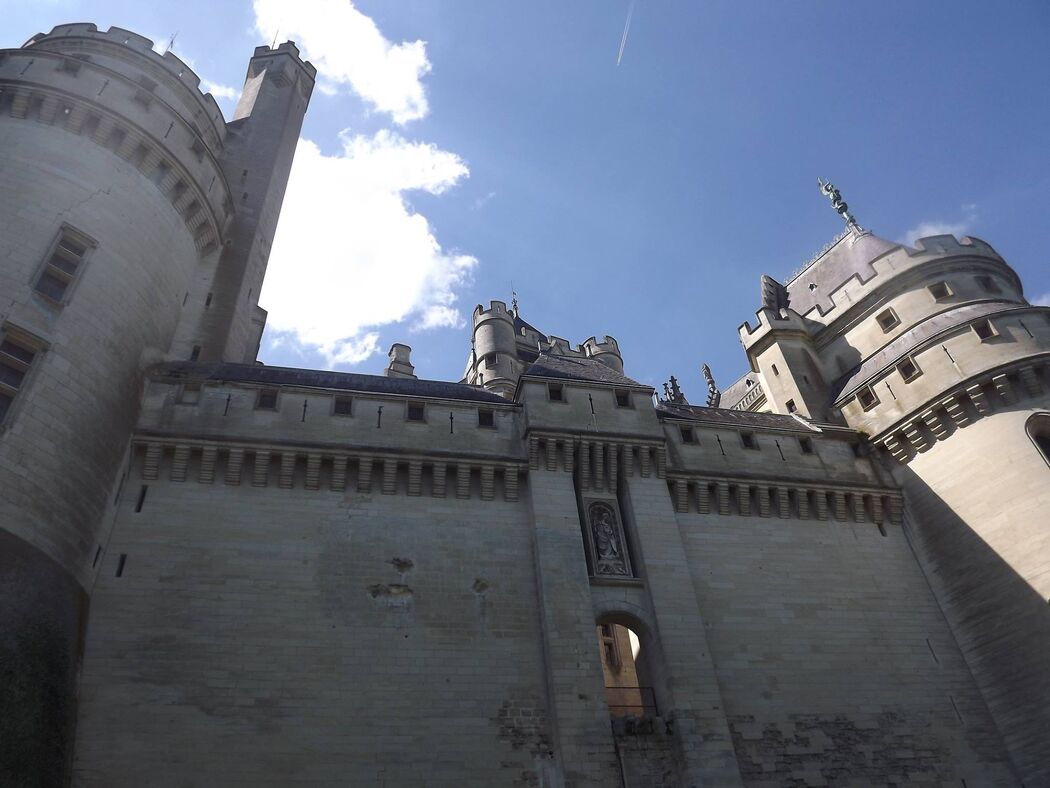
[1, 24, 1048, 787]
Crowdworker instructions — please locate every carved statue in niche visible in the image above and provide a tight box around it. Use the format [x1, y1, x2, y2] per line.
[588, 502, 630, 576]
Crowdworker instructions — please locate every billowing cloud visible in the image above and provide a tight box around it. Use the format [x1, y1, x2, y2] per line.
[200, 78, 238, 102]
[259, 130, 477, 367]
[253, 0, 430, 123]
[902, 205, 978, 246]
[1033, 293, 1050, 307]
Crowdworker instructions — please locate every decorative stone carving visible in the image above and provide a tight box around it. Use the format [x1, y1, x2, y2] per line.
[586, 501, 631, 577]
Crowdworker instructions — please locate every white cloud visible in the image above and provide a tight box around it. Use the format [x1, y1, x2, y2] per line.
[902, 220, 971, 246]
[200, 78, 238, 101]
[253, 0, 430, 124]
[259, 130, 476, 368]
[902, 204, 979, 246]
[1033, 293, 1050, 307]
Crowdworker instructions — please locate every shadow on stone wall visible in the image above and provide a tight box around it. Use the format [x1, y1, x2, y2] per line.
[0, 531, 87, 788]
[898, 463, 1049, 785]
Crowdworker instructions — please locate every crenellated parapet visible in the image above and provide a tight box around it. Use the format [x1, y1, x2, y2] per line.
[1, 25, 239, 255]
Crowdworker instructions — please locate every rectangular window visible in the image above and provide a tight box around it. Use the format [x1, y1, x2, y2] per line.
[255, 388, 278, 410]
[976, 275, 1001, 294]
[178, 383, 201, 404]
[33, 226, 94, 305]
[785, 399, 797, 413]
[680, 426, 695, 444]
[973, 319, 996, 341]
[928, 281, 952, 301]
[740, 432, 758, 450]
[614, 390, 631, 408]
[406, 403, 425, 422]
[897, 357, 922, 382]
[333, 395, 353, 416]
[875, 308, 900, 333]
[548, 383, 564, 402]
[857, 386, 879, 411]
[799, 437, 814, 455]
[478, 408, 495, 428]
[0, 328, 43, 426]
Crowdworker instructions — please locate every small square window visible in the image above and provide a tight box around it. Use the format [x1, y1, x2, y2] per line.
[741, 432, 758, 450]
[857, 387, 879, 411]
[256, 389, 278, 410]
[897, 357, 921, 382]
[928, 282, 952, 301]
[614, 390, 631, 408]
[976, 275, 1001, 294]
[851, 442, 865, 458]
[875, 308, 900, 333]
[333, 396, 353, 416]
[972, 320, 995, 341]
[478, 409, 495, 428]
[786, 399, 797, 414]
[799, 437, 814, 455]
[548, 383, 564, 402]
[680, 426, 695, 444]
[179, 383, 201, 404]
[407, 403, 425, 422]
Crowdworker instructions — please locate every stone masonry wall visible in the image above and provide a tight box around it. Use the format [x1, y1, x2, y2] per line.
[676, 508, 1017, 786]
[74, 451, 553, 787]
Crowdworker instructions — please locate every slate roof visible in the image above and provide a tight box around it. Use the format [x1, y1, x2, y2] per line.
[785, 231, 901, 316]
[522, 353, 647, 388]
[721, 372, 762, 408]
[152, 362, 512, 404]
[832, 301, 1027, 401]
[656, 401, 819, 432]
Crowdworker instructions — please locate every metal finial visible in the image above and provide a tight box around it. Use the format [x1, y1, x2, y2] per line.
[511, 289, 519, 318]
[817, 178, 862, 232]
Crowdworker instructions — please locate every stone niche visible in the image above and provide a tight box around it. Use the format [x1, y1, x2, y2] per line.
[581, 498, 633, 578]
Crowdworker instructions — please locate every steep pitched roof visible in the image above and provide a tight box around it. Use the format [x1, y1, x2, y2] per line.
[522, 353, 647, 388]
[656, 401, 820, 432]
[785, 231, 900, 316]
[152, 362, 511, 404]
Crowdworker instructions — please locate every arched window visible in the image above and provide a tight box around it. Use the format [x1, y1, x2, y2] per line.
[1026, 413, 1050, 468]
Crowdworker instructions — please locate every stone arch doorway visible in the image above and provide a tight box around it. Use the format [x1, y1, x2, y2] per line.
[594, 609, 668, 720]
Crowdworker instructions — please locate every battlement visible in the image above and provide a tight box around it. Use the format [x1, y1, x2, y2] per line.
[23, 24, 227, 143]
[473, 300, 515, 323]
[248, 41, 318, 81]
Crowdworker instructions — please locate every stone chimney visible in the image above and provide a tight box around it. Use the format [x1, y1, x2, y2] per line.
[384, 343, 417, 379]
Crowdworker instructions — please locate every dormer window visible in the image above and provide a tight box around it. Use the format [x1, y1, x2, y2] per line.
[876, 308, 900, 333]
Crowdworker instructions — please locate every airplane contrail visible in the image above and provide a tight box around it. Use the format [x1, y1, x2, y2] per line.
[616, 1, 634, 66]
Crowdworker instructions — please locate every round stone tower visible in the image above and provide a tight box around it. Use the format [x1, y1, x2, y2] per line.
[581, 335, 624, 373]
[470, 300, 520, 397]
[0, 24, 313, 782]
[741, 226, 1050, 782]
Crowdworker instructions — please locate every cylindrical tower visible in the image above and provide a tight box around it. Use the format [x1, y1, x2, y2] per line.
[743, 227, 1050, 782]
[581, 335, 625, 374]
[469, 300, 520, 397]
[0, 24, 311, 782]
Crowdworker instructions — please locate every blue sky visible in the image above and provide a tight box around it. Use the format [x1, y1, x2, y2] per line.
[5, 1, 1049, 396]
